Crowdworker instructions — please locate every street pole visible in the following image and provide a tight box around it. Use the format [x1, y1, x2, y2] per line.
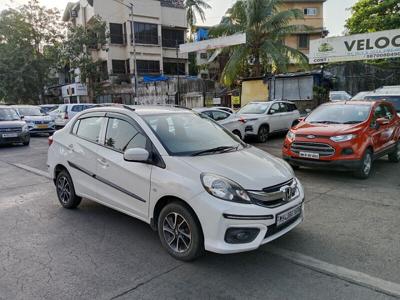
[129, 3, 138, 103]
[176, 40, 180, 106]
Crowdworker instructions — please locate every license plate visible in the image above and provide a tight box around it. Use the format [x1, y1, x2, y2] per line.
[2, 133, 18, 138]
[37, 124, 48, 129]
[299, 151, 319, 159]
[276, 205, 302, 227]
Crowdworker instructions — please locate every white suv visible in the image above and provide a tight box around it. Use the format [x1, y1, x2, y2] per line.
[48, 106, 304, 261]
[237, 101, 301, 142]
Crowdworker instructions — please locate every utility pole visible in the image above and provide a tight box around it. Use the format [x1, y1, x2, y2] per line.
[176, 40, 180, 105]
[112, 0, 137, 101]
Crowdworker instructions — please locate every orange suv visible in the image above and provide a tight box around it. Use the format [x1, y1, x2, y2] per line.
[282, 101, 400, 178]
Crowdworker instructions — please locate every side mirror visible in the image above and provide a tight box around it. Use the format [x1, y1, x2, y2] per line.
[376, 117, 389, 126]
[20, 115, 25, 120]
[269, 110, 276, 115]
[123, 148, 150, 162]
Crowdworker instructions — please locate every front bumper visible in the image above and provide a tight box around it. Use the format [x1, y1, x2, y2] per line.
[0, 132, 30, 145]
[283, 155, 362, 171]
[190, 186, 305, 254]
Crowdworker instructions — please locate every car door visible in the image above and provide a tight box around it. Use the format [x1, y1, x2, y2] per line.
[267, 102, 285, 132]
[67, 113, 107, 200]
[95, 113, 151, 220]
[370, 104, 392, 153]
[277, 102, 293, 130]
[379, 104, 397, 150]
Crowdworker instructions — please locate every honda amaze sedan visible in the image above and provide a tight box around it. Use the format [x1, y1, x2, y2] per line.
[48, 106, 305, 261]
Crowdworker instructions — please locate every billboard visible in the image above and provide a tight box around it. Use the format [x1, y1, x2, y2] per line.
[180, 33, 246, 54]
[309, 29, 400, 64]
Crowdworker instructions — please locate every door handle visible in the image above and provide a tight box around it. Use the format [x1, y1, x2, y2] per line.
[97, 158, 109, 167]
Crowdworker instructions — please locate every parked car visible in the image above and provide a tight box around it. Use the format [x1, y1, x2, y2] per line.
[53, 103, 99, 129]
[12, 105, 55, 135]
[351, 91, 371, 101]
[283, 101, 400, 178]
[0, 106, 30, 146]
[236, 101, 301, 142]
[212, 106, 234, 114]
[40, 104, 59, 114]
[330, 91, 352, 101]
[193, 107, 246, 139]
[364, 94, 400, 116]
[48, 105, 305, 261]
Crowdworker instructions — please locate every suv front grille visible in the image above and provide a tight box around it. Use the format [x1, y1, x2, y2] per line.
[247, 179, 299, 208]
[0, 128, 22, 133]
[291, 142, 335, 157]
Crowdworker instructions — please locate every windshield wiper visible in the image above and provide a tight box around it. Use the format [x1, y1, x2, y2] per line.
[191, 145, 238, 156]
[310, 121, 341, 124]
[342, 121, 362, 124]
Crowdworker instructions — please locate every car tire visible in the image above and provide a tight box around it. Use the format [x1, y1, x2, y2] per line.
[290, 164, 300, 170]
[232, 130, 242, 140]
[354, 149, 373, 179]
[388, 141, 400, 163]
[23, 139, 30, 146]
[56, 170, 82, 209]
[257, 125, 269, 143]
[158, 202, 204, 261]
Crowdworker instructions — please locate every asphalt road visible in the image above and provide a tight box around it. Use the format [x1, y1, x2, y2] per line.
[0, 136, 399, 300]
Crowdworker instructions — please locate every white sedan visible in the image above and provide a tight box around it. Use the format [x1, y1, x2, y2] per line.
[193, 108, 246, 139]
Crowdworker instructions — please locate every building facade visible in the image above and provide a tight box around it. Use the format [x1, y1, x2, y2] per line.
[281, 0, 328, 71]
[63, 0, 189, 83]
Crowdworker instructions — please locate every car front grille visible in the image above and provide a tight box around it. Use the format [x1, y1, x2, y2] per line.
[247, 179, 299, 208]
[291, 142, 335, 157]
[0, 128, 22, 133]
[33, 121, 50, 124]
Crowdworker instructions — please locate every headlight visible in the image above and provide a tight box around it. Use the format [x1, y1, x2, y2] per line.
[22, 124, 29, 132]
[201, 173, 251, 203]
[287, 130, 296, 140]
[330, 134, 356, 142]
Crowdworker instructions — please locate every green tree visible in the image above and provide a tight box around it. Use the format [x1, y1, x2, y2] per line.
[210, 0, 309, 86]
[0, 0, 64, 104]
[62, 17, 108, 101]
[185, 0, 211, 34]
[345, 0, 400, 34]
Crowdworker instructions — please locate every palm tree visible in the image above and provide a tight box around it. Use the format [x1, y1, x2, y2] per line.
[211, 0, 309, 86]
[185, 0, 211, 34]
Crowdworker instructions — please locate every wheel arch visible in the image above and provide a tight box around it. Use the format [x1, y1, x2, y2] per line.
[151, 196, 204, 239]
[54, 164, 69, 183]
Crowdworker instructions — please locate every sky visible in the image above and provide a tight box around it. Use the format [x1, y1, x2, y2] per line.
[0, 0, 357, 36]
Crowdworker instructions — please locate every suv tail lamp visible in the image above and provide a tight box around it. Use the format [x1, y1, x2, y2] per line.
[64, 112, 69, 120]
[48, 136, 53, 146]
[238, 117, 247, 124]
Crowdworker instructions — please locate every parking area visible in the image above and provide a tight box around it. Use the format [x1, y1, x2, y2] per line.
[0, 135, 399, 300]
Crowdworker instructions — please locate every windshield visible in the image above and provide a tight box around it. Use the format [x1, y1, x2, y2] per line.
[0, 108, 20, 121]
[238, 103, 269, 114]
[143, 113, 244, 156]
[17, 107, 44, 116]
[41, 106, 58, 113]
[365, 96, 400, 112]
[306, 104, 371, 124]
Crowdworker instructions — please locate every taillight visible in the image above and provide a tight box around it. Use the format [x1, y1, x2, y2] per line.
[64, 112, 69, 120]
[48, 136, 53, 146]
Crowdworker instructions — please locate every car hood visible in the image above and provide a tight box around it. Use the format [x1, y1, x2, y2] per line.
[23, 116, 52, 122]
[178, 146, 293, 190]
[0, 120, 25, 128]
[293, 122, 364, 136]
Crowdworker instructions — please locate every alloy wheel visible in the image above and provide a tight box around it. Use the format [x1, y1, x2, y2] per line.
[162, 212, 192, 253]
[259, 127, 269, 143]
[363, 153, 372, 175]
[57, 176, 71, 204]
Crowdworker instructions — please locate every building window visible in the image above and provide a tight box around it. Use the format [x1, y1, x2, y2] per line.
[298, 34, 309, 49]
[200, 52, 208, 59]
[112, 60, 130, 74]
[162, 28, 184, 48]
[134, 22, 158, 45]
[304, 8, 317, 16]
[163, 62, 185, 75]
[136, 60, 160, 75]
[110, 23, 126, 44]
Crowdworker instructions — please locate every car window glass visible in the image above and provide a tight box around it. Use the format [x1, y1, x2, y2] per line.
[279, 103, 288, 113]
[202, 111, 213, 119]
[269, 103, 280, 114]
[212, 111, 229, 121]
[72, 120, 80, 135]
[72, 105, 83, 112]
[374, 105, 385, 119]
[76, 117, 104, 142]
[383, 104, 394, 120]
[105, 118, 147, 152]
